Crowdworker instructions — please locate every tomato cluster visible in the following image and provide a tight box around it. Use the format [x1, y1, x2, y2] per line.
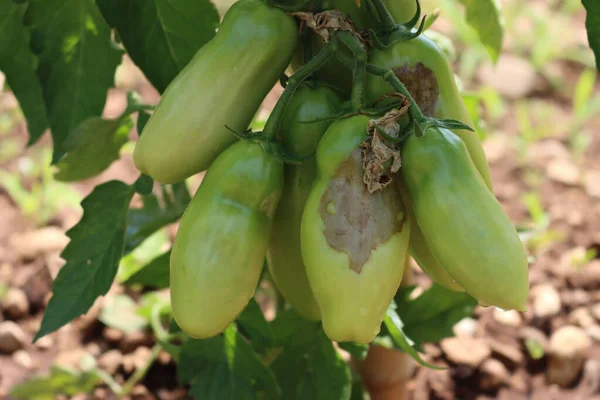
[133, 0, 529, 344]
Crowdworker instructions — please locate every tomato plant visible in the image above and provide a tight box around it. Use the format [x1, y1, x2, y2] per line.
[1, 0, 599, 398]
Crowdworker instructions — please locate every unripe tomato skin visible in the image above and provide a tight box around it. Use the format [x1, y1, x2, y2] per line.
[366, 35, 492, 189]
[402, 127, 529, 311]
[134, 0, 297, 184]
[301, 115, 411, 344]
[268, 85, 343, 321]
[171, 141, 283, 339]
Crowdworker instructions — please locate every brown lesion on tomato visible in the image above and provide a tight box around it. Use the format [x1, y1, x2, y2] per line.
[320, 150, 408, 274]
[392, 62, 439, 117]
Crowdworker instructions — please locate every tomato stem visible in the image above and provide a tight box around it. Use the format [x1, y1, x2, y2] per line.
[334, 31, 368, 111]
[270, 0, 317, 12]
[366, 63, 425, 122]
[263, 42, 336, 141]
[366, 0, 397, 32]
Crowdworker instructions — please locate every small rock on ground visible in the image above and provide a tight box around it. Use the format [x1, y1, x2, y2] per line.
[0, 321, 27, 354]
[1, 287, 30, 320]
[547, 325, 592, 387]
[440, 337, 491, 367]
[532, 284, 562, 319]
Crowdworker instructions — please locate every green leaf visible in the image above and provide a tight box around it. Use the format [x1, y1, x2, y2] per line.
[583, 0, 600, 71]
[383, 308, 444, 370]
[96, 0, 220, 93]
[394, 284, 477, 350]
[271, 331, 352, 400]
[178, 325, 280, 399]
[169, 318, 182, 334]
[34, 181, 134, 341]
[134, 174, 154, 195]
[270, 309, 321, 348]
[0, 1, 48, 144]
[10, 366, 100, 400]
[457, 0, 504, 63]
[123, 250, 171, 289]
[99, 294, 147, 334]
[236, 299, 274, 351]
[54, 116, 133, 182]
[26, 0, 122, 162]
[349, 379, 367, 400]
[125, 182, 190, 253]
[525, 338, 545, 360]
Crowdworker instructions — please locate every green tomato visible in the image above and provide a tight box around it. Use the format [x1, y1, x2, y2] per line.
[268, 85, 343, 321]
[171, 140, 283, 339]
[396, 176, 464, 292]
[366, 34, 492, 190]
[301, 115, 411, 344]
[402, 127, 529, 311]
[134, 0, 297, 184]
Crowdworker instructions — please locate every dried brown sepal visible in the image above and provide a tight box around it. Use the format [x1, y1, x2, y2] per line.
[290, 10, 366, 50]
[361, 95, 410, 193]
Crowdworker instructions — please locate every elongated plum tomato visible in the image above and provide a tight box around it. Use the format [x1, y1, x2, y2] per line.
[133, 0, 297, 184]
[396, 176, 464, 292]
[301, 115, 411, 344]
[170, 141, 283, 339]
[267, 85, 343, 321]
[366, 35, 492, 189]
[402, 127, 529, 311]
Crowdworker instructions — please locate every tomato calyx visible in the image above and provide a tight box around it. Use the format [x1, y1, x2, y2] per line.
[368, 0, 426, 49]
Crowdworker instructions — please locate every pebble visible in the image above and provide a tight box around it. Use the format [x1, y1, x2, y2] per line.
[1, 287, 30, 320]
[486, 338, 524, 367]
[480, 359, 510, 390]
[560, 289, 591, 308]
[591, 303, 600, 321]
[476, 55, 537, 100]
[532, 284, 562, 318]
[119, 330, 154, 354]
[440, 337, 491, 367]
[98, 349, 123, 375]
[493, 309, 522, 328]
[569, 307, 596, 328]
[13, 349, 33, 369]
[103, 327, 124, 343]
[122, 346, 153, 374]
[9, 227, 69, 260]
[585, 325, 600, 342]
[583, 170, 600, 199]
[568, 261, 600, 289]
[453, 317, 478, 338]
[34, 335, 54, 351]
[547, 325, 592, 387]
[546, 158, 581, 185]
[0, 321, 27, 354]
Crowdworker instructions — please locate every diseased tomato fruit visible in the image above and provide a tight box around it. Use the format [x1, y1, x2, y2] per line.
[366, 34, 493, 189]
[402, 127, 529, 311]
[134, 0, 297, 184]
[171, 140, 283, 339]
[302, 115, 411, 344]
[268, 84, 343, 321]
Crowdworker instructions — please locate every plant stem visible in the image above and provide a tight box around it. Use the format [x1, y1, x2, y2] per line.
[333, 31, 368, 110]
[366, 0, 397, 32]
[351, 59, 367, 110]
[365, 63, 424, 122]
[263, 43, 336, 140]
[269, 0, 316, 12]
[120, 343, 163, 396]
